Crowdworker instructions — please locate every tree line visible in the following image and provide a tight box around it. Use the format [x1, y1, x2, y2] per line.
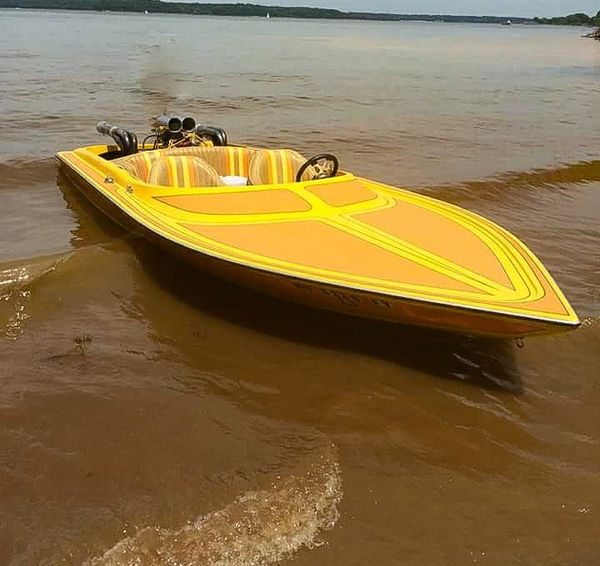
[1, 0, 599, 36]
[533, 11, 600, 27]
[534, 11, 600, 40]
[0, 0, 532, 23]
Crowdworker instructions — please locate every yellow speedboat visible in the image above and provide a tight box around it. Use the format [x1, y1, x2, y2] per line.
[56, 119, 580, 338]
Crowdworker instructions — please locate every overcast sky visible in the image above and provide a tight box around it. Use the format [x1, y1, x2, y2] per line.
[178, 1, 599, 18]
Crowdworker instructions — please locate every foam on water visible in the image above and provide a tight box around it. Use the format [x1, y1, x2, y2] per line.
[86, 447, 342, 566]
[0, 253, 71, 339]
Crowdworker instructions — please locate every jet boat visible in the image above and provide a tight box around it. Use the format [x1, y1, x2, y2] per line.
[56, 117, 580, 338]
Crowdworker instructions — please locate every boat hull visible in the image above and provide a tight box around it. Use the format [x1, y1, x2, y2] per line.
[56, 145, 580, 338]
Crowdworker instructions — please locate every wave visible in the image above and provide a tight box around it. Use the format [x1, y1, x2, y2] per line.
[0, 157, 57, 189]
[0, 253, 72, 340]
[85, 446, 342, 566]
[478, 159, 600, 189]
[0, 252, 71, 298]
[430, 159, 600, 197]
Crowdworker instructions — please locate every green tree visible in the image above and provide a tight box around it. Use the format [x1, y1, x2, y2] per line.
[534, 11, 596, 25]
[565, 12, 590, 24]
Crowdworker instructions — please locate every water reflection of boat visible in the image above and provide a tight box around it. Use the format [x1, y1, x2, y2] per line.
[56, 117, 580, 339]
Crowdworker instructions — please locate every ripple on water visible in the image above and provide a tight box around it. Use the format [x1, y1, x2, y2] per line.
[0, 158, 58, 189]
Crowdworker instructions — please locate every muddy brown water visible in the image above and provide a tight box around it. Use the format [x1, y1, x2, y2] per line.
[1, 9, 599, 566]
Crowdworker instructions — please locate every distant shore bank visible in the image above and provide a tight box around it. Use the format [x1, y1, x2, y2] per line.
[0, 0, 534, 24]
[1, 1, 599, 34]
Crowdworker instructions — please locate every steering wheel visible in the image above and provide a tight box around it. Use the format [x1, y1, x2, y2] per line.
[296, 153, 339, 182]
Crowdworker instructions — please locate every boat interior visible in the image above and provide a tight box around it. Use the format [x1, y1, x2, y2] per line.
[112, 145, 336, 189]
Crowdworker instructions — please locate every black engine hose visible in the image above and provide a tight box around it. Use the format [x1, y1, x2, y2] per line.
[96, 121, 138, 156]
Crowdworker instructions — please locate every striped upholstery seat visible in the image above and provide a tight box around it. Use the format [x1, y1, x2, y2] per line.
[164, 146, 258, 178]
[114, 146, 259, 182]
[248, 149, 315, 185]
[114, 150, 159, 182]
[147, 156, 224, 188]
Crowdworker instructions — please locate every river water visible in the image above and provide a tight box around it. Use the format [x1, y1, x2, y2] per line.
[1, 9, 599, 566]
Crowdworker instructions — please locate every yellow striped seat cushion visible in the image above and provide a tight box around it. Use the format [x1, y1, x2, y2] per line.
[163, 146, 258, 177]
[147, 156, 224, 188]
[113, 147, 312, 185]
[248, 149, 315, 185]
[113, 151, 159, 182]
[114, 147, 256, 181]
